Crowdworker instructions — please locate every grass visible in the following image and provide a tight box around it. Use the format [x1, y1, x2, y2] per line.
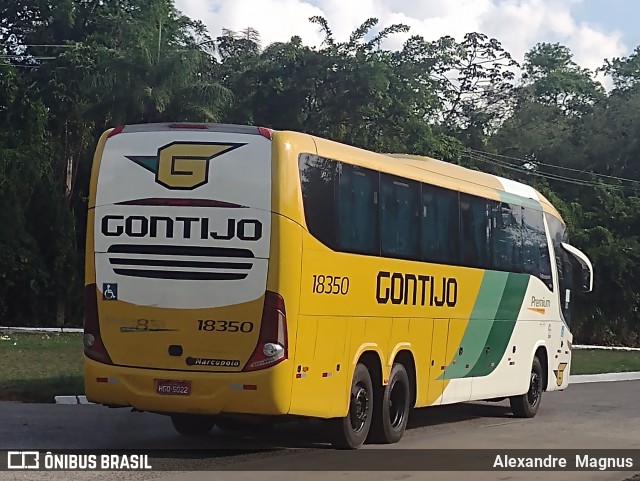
[0, 331, 84, 402]
[0, 332, 639, 402]
[570, 348, 640, 375]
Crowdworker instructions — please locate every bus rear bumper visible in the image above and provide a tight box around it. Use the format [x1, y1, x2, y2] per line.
[84, 357, 293, 416]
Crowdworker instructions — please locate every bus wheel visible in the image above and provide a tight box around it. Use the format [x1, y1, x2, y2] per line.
[510, 356, 543, 418]
[369, 363, 410, 444]
[170, 414, 216, 437]
[330, 363, 373, 449]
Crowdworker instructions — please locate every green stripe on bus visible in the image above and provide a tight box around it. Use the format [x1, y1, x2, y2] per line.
[465, 273, 530, 378]
[441, 271, 508, 380]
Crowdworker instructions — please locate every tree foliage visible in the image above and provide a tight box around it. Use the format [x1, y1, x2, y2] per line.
[1, 1, 639, 345]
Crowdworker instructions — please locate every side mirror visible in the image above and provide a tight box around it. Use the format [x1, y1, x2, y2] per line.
[561, 242, 593, 293]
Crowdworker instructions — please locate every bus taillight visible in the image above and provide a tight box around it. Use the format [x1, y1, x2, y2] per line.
[243, 291, 287, 371]
[83, 284, 113, 365]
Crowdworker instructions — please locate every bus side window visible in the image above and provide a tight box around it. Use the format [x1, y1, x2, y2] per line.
[380, 174, 420, 260]
[421, 185, 460, 265]
[460, 193, 491, 269]
[337, 163, 379, 255]
[491, 203, 523, 273]
[298, 153, 338, 249]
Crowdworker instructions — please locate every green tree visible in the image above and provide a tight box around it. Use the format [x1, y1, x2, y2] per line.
[437, 33, 519, 147]
[0, 0, 233, 325]
[522, 43, 605, 116]
[602, 45, 640, 90]
[219, 17, 460, 159]
[0, 61, 52, 323]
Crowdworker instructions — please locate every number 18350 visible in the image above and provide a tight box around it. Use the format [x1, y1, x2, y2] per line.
[312, 275, 350, 295]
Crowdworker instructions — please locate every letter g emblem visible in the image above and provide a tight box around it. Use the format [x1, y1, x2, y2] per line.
[156, 142, 243, 190]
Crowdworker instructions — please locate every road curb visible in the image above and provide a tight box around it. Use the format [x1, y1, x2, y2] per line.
[0, 326, 83, 333]
[569, 371, 640, 384]
[54, 395, 92, 405]
[573, 344, 640, 351]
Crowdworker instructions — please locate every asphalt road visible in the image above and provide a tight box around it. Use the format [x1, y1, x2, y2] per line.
[1, 380, 639, 481]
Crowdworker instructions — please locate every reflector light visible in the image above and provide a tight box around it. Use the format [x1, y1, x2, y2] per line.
[107, 126, 124, 138]
[83, 333, 95, 348]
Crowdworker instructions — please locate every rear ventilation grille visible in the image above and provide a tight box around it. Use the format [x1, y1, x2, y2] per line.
[107, 244, 254, 280]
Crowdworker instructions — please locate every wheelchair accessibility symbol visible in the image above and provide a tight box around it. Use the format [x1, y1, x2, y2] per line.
[102, 283, 118, 300]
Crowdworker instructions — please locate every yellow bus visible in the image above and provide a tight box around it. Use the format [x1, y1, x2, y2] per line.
[84, 123, 593, 448]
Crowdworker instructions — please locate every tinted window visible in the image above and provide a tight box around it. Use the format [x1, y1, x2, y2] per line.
[422, 185, 460, 264]
[337, 163, 379, 255]
[460, 193, 491, 268]
[546, 213, 569, 267]
[298, 154, 337, 248]
[492, 202, 523, 272]
[380, 174, 420, 259]
[298, 153, 554, 284]
[546, 214, 571, 320]
[522, 207, 552, 288]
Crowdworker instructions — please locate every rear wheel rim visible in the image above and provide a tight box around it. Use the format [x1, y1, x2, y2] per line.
[349, 382, 369, 433]
[527, 370, 541, 407]
[388, 379, 407, 429]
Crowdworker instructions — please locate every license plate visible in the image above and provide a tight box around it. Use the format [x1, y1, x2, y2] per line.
[155, 379, 191, 396]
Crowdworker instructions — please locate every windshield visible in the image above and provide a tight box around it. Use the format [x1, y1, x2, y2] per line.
[545, 214, 572, 324]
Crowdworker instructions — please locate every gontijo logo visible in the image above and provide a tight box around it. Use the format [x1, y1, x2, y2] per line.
[126, 141, 245, 190]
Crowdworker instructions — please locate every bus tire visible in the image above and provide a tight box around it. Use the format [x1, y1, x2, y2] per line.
[170, 414, 216, 437]
[510, 356, 543, 418]
[330, 363, 374, 449]
[369, 363, 410, 444]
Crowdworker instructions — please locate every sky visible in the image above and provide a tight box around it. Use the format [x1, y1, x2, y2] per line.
[174, 0, 640, 74]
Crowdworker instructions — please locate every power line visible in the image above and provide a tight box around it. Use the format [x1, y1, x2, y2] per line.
[467, 147, 640, 185]
[21, 44, 75, 48]
[468, 150, 600, 187]
[471, 153, 640, 193]
[467, 152, 594, 186]
[465, 150, 640, 193]
[0, 55, 56, 60]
